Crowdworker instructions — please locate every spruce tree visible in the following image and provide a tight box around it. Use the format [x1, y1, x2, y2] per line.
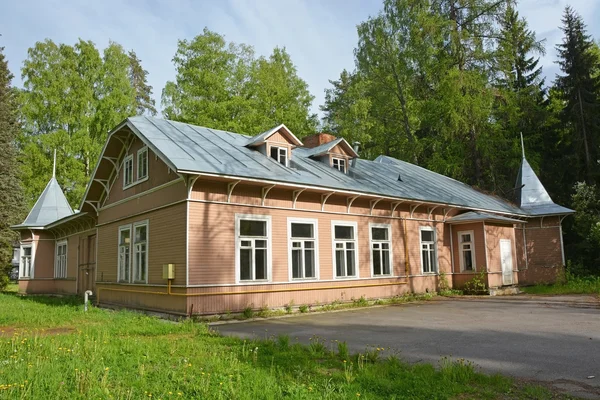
[555, 6, 600, 184]
[0, 45, 24, 284]
[128, 50, 156, 116]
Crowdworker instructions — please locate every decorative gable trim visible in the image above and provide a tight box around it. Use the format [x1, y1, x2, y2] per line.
[246, 124, 303, 148]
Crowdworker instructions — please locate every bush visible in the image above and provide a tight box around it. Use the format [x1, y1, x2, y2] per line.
[463, 272, 487, 295]
[0, 264, 11, 291]
[242, 306, 254, 319]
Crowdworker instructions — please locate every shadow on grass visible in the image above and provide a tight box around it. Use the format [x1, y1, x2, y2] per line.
[1, 290, 83, 307]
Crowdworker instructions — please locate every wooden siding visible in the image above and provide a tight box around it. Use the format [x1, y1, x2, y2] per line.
[484, 223, 518, 287]
[104, 136, 180, 207]
[96, 202, 187, 286]
[451, 222, 487, 274]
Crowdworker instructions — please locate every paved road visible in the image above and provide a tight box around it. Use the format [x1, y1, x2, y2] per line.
[215, 295, 600, 398]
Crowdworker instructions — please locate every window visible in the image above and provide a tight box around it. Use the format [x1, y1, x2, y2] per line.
[370, 224, 391, 276]
[420, 227, 437, 274]
[236, 215, 271, 282]
[20, 245, 32, 278]
[118, 226, 131, 282]
[458, 231, 475, 272]
[133, 222, 148, 283]
[55, 241, 67, 279]
[332, 157, 346, 173]
[270, 146, 288, 166]
[123, 155, 134, 188]
[137, 147, 148, 180]
[332, 221, 358, 278]
[288, 219, 318, 280]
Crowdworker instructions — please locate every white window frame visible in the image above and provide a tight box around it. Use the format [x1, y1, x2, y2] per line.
[269, 145, 288, 167]
[369, 223, 393, 277]
[287, 217, 319, 281]
[19, 244, 33, 279]
[419, 226, 438, 274]
[331, 220, 359, 279]
[118, 224, 132, 283]
[137, 146, 149, 181]
[235, 214, 272, 284]
[332, 157, 346, 173]
[54, 240, 68, 279]
[458, 230, 476, 272]
[133, 220, 149, 283]
[123, 154, 134, 189]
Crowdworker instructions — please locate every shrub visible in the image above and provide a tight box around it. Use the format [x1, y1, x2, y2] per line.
[463, 271, 487, 295]
[284, 300, 294, 314]
[242, 306, 254, 319]
[352, 296, 368, 307]
[299, 305, 309, 313]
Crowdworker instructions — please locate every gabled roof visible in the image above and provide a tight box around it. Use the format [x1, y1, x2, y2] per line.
[447, 211, 524, 224]
[303, 137, 359, 158]
[515, 137, 574, 216]
[93, 116, 525, 216]
[13, 177, 74, 229]
[245, 124, 303, 147]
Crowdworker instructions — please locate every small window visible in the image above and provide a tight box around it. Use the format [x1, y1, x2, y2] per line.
[270, 146, 288, 166]
[20, 245, 32, 278]
[123, 155, 134, 188]
[55, 241, 67, 279]
[137, 147, 148, 180]
[118, 226, 131, 282]
[458, 231, 475, 272]
[333, 221, 358, 278]
[133, 222, 148, 283]
[289, 219, 318, 280]
[420, 227, 437, 274]
[371, 225, 391, 276]
[237, 215, 270, 282]
[332, 157, 346, 173]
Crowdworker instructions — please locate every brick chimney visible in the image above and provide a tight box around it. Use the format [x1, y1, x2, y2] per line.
[302, 132, 337, 148]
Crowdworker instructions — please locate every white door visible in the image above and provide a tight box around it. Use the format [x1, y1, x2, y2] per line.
[500, 239, 513, 285]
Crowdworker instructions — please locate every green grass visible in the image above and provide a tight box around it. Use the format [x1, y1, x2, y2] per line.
[0, 292, 560, 399]
[521, 274, 600, 295]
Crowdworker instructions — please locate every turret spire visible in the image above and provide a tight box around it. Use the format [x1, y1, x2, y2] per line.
[52, 149, 57, 178]
[520, 132, 525, 159]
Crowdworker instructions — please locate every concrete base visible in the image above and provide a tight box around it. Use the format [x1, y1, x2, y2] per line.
[489, 286, 521, 296]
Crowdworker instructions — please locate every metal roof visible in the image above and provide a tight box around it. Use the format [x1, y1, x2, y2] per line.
[447, 211, 524, 224]
[515, 150, 574, 216]
[123, 116, 541, 216]
[302, 137, 359, 158]
[15, 177, 74, 228]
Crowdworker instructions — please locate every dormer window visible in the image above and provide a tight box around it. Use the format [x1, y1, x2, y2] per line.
[332, 157, 346, 173]
[270, 146, 288, 166]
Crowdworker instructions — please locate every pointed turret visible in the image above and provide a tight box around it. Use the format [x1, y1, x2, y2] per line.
[15, 151, 74, 228]
[515, 134, 573, 216]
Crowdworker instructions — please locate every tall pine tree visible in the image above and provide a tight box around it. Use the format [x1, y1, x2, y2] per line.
[128, 50, 156, 116]
[0, 45, 24, 283]
[555, 6, 600, 184]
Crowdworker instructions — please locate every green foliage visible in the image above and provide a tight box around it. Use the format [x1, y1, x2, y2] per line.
[0, 46, 24, 272]
[352, 296, 368, 307]
[298, 304, 309, 313]
[570, 182, 600, 271]
[242, 306, 254, 319]
[162, 28, 317, 137]
[337, 341, 349, 361]
[18, 39, 154, 209]
[463, 271, 488, 295]
[522, 269, 600, 295]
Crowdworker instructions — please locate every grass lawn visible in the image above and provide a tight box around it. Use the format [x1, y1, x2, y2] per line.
[521, 274, 600, 295]
[0, 291, 562, 399]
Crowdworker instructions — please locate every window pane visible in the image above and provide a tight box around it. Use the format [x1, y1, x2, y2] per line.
[241, 240, 251, 247]
[373, 249, 381, 275]
[255, 249, 266, 280]
[464, 250, 473, 271]
[372, 227, 388, 241]
[135, 225, 147, 242]
[422, 249, 430, 272]
[334, 225, 354, 239]
[382, 250, 390, 275]
[120, 229, 130, 245]
[346, 250, 355, 276]
[304, 249, 315, 278]
[346, 241, 355, 250]
[240, 220, 266, 237]
[292, 241, 301, 248]
[382, 243, 390, 250]
[305, 241, 314, 249]
[461, 234, 471, 242]
[292, 249, 302, 278]
[240, 248, 252, 280]
[335, 249, 345, 277]
[23, 247, 31, 256]
[270, 146, 279, 161]
[291, 223, 313, 238]
[421, 230, 434, 242]
[255, 240, 267, 248]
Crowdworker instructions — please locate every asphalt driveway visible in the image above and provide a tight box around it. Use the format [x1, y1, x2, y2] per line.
[215, 295, 600, 398]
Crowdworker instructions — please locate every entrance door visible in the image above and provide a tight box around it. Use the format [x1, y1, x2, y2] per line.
[500, 239, 513, 286]
[78, 235, 96, 294]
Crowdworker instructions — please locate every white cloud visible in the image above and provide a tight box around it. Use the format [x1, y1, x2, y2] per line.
[1, 0, 598, 121]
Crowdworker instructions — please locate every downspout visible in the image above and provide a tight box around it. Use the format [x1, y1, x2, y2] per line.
[449, 224, 455, 274]
[559, 216, 566, 266]
[522, 222, 528, 270]
[403, 219, 410, 277]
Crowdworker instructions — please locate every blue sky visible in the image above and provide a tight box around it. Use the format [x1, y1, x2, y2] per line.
[1, 0, 599, 117]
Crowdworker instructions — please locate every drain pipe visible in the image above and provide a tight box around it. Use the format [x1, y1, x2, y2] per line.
[84, 290, 93, 312]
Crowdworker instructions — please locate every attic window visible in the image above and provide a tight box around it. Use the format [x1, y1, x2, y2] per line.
[332, 157, 346, 173]
[270, 146, 288, 166]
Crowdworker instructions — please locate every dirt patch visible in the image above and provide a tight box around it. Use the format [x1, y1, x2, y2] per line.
[0, 327, 75, 337]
